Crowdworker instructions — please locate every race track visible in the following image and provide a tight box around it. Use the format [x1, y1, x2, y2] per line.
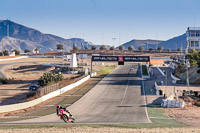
[7, 63, 151, 124]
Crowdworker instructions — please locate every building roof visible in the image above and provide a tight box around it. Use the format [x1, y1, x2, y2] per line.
[187, 27, 200, 31]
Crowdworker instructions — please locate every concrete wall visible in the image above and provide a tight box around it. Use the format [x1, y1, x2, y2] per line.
[0, 72, 96, 114]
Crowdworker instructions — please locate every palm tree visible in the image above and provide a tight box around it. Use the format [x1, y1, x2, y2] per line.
[57, 44, 64, 52]
[110, 46, 115, 50]
[128, 46, 134, 52]
[34, 48, 39, 54]
[157, 46, 163, 52]
[24, 49, 30, 54]
[91, 45, 96, 50]
[100, 45, 107, 50]
[119, 45, 124, 52]
[138, 46, 144, 52]
[177, 48, 182, 52]
[13, 49, 20, 55]
[3, 50, 9, 56]
[149, 48, 153, 53]
[84, 45, 88, 50]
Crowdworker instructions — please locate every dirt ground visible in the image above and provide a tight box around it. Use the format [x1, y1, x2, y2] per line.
[0, 57, 115, 106]
[165, 106, 200, 127]
[0, 127, 200, 133]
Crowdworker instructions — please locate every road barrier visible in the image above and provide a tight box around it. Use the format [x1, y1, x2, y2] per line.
[156, 67, 165, 76]
[0, 72, 96, 114]
[171, 73, 181, 83]
[161, 100, 184, 108]
[155, 82, 160, 95]
[0, 56, 28, 61]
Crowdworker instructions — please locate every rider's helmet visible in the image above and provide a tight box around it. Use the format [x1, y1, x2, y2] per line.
[56, 104, 60, 108]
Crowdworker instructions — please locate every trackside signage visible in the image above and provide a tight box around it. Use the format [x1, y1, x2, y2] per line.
[92, 56, 150, 62]
[92, 56, 118, 61]
[124, 56, 150, 62]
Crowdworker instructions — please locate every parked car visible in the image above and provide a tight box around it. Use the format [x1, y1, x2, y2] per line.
[29, 85, 42, 91]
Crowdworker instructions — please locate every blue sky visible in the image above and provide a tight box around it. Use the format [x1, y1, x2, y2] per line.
[0, 0, 200, 46]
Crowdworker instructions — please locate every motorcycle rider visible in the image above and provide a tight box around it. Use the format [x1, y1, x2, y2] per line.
[56, 104, 72, 117]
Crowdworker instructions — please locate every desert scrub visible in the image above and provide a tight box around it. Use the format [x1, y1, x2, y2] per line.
[0, 78, 8, 84]
[38, 72, 64, 86]
[142, 65, 148, 75]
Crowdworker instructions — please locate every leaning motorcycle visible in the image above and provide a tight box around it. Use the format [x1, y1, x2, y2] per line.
[57, 108, 75, 123]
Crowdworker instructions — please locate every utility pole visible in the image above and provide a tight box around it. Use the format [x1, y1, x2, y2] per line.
[186, 58, 190, 92]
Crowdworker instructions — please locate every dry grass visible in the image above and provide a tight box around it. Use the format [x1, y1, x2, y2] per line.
[0, 127, 200, 133]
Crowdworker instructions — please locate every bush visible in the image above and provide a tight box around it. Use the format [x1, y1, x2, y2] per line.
[0, 78, 8, 84]
[197, 69, 200, 73]
[142, 65, 148, 75]
[38, 72, 64, 86]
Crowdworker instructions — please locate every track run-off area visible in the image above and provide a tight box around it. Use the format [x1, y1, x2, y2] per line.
[5, 62, 151, 124]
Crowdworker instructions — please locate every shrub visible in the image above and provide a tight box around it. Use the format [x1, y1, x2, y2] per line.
[197, 69, 200, 73]
[38, 72, 64, 86]
[142, 65, 148, 75]
[0, 78, 8, 84]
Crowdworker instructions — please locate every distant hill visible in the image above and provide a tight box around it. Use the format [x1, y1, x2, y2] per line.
[0, 20, 95, 53]
[121, 39, 163, 50]
[158, 33, 186, 50]
[121, 33, 186, 50]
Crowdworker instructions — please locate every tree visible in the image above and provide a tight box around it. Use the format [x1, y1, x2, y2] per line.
[110, 46, 115, 50]
[57, 44, 64, 52]
[186, 49, 200, 66]
[177, 48, 182, 52]
[3, 50, 9, 56]
[168, 49, 171, 52]
[157, 46, 163, 52]
[149, 48, 153, 53]
[138, 46, 144, 52]
[128, 46, 134, 52]
[24, 49, 30, 54]
[73, 46, 79, 52]
[84, 45, 88, 50]
[38, 72, 64, 86]
[0, 52, 3, 56]
[119, 45, 124, 52]
[100, 45, 107, 50]
[91, 45, 96, 50]
[34, 48, 39, 54]
[13, 49, 20, 55]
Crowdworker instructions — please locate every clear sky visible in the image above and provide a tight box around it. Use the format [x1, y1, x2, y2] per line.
[0, 0, 200, 46]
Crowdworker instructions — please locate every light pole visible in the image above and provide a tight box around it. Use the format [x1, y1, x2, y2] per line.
[102, 33, 104, 45]
[81, 43, 84, 72]
[186, 58, 190, 93]
[112, 38, 116, 55]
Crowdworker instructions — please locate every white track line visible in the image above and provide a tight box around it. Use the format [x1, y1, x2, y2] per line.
[120, 79, 130, 105]
[141, 64, 152, 123]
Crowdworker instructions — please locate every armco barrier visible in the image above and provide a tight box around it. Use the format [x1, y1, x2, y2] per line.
[155, 82, 160, 95]
[0, 72, 96, 114]
[171, 73, 181, 81]
[0, 56, 28, 61]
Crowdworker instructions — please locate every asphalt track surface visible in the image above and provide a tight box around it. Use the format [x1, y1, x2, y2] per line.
[6, 63, 151, 124]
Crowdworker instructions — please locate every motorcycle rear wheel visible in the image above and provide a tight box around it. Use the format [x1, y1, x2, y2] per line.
[62, 114, 69, 123]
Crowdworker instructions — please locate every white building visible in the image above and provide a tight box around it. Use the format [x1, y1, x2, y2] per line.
[186, 27, 200, 50]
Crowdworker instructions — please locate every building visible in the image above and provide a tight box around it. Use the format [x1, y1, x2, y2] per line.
[186, 27, 200, 50]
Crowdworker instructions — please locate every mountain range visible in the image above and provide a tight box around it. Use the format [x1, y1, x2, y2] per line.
[0, 20, 94, 53]
[0, 20, 187, 53]
[121, 34, 186, 50]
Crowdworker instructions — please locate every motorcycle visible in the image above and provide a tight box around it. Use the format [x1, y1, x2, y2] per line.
[57, 108, 75, 123]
